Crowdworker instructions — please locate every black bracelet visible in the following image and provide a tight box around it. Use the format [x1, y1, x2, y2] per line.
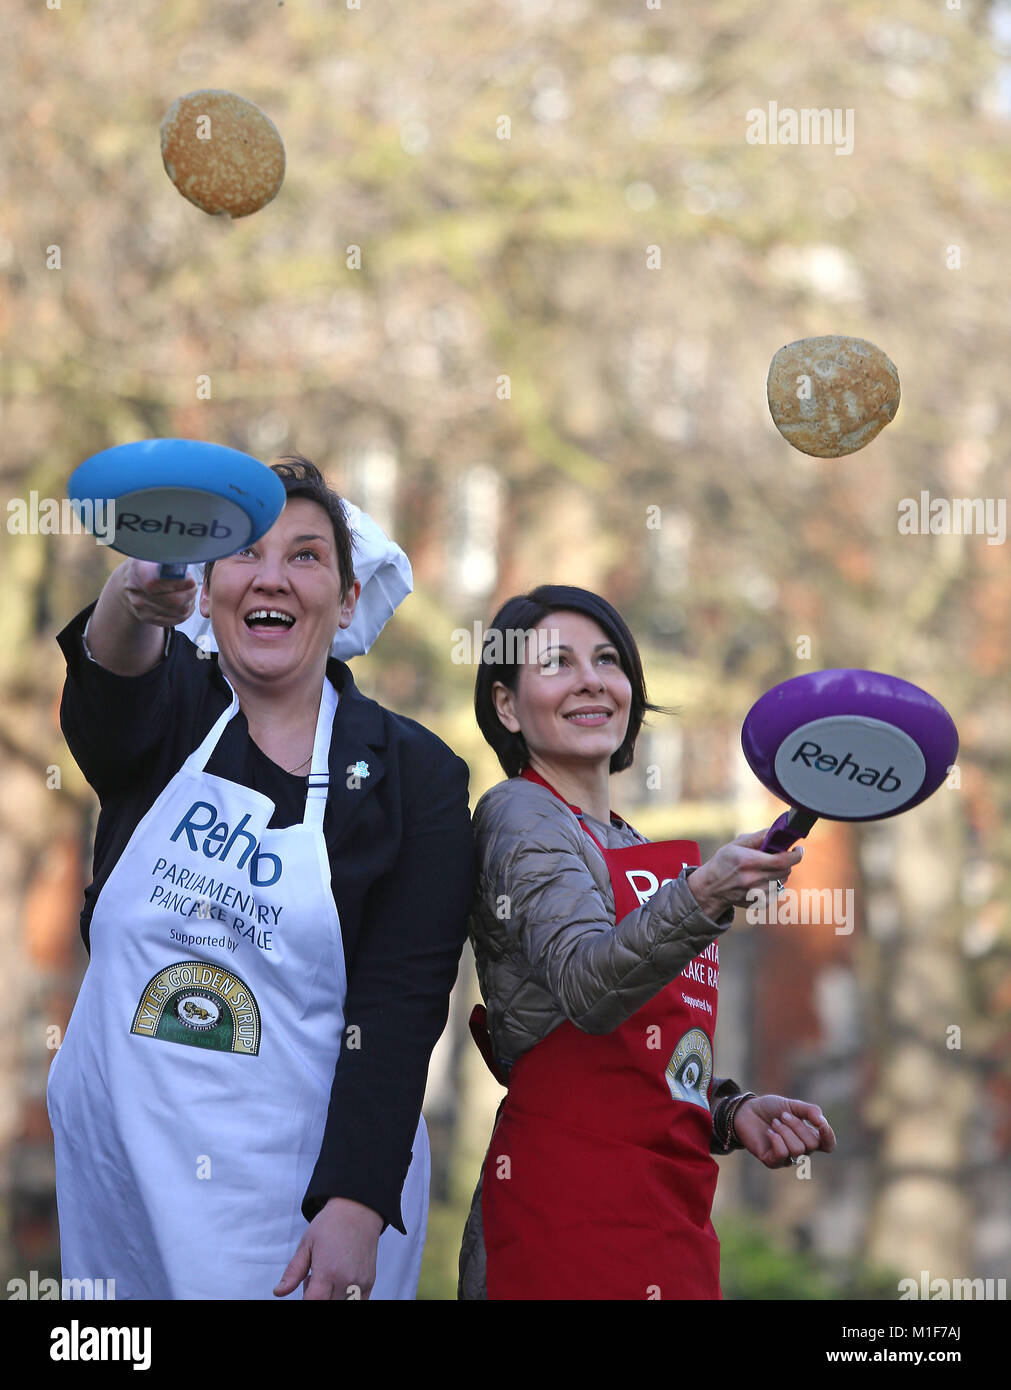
[714, 1092, 757, 1153]
[712, 1098, 732, 1150]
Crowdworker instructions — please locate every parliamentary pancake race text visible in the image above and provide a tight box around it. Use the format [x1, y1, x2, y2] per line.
[150, 852, 283, 954]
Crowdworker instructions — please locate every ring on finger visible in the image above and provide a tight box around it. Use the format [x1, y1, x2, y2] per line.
[775, 879, 787, 895]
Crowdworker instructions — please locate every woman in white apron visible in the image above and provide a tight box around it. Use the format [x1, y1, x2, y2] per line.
[48, 457, 471, 1300]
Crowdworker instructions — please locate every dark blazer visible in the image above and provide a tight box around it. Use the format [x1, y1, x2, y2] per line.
[56, 603, 475, 1234]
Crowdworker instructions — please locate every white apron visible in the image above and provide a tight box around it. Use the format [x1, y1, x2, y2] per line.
[47, 675, 430, 1300]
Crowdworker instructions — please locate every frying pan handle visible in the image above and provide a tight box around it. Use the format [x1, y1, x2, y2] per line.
[761, 807, 819, 855]
[158, 563, 189, 579]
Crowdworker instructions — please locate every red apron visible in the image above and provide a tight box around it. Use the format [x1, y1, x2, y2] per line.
[475, 768, 721, 1300]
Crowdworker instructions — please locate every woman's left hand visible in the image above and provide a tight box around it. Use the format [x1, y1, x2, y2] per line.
[731, 1094, 836, 1168]
[274, 1197, 384, 1300]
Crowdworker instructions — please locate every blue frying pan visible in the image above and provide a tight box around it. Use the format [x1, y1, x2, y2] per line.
[67, 439, 287, 577]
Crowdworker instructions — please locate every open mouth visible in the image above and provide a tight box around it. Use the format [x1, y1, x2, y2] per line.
[244, 609, 296, 633]
[564, 711, 612, 725]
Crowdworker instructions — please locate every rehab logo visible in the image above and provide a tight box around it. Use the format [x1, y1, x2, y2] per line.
[170, 801, 282, 886]
[109, 486, 251, 562]
[773, 715, 925, 817]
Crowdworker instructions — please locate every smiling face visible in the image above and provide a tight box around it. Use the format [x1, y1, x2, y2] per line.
[198, 497, 359, 687]
[492, 611, 633, 771]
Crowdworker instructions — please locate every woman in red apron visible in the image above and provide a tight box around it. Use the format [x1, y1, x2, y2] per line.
[461, 585, 835, 1300]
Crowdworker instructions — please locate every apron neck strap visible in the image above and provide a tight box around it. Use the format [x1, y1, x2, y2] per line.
[185, 675, 340, 831]
[186, 686, 240, 773]
[303, 678, 339, 828]
[519, 766, 609, 854]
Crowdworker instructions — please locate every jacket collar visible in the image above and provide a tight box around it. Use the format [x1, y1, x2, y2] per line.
[321, 659, 388, 842]
[212, 654, 389, 843]
[324, 657, 388, 752]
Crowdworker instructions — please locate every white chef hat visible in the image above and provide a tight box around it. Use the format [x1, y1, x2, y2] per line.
[174, 499, 413, 659]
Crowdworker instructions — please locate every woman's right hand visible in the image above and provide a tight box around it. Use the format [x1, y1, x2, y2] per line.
[84, 560, 197, 676]
[687, 830, 804, 920]
[118, 559, 197, 628]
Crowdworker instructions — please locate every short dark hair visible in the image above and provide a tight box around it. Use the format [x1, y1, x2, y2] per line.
[474, 585, 676, 778]
[203, 454, 355, 597]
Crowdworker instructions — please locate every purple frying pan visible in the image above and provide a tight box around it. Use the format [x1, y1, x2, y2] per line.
[742, 669, 959, 854]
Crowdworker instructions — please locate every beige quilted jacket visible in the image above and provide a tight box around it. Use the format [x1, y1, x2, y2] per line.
[458, 776, 742, 1300]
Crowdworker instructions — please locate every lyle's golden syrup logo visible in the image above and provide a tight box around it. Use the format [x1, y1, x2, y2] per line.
[665, 1027, 713, 1109]
[130, 961, 261, 1055]
[177, 995, 220, 1029]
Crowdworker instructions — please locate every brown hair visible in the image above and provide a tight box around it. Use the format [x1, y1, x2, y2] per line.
[203, 454, 355, 596]
[474, 585, 678, 777]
